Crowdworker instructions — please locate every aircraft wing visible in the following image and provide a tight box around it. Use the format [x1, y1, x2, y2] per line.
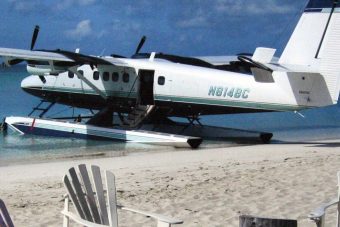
[0, 47, 126, 66]
[195, 55, 239, 65]
[0, 48, 74, 64]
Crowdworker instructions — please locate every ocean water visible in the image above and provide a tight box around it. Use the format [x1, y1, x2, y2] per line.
[0, 66, 173, 165]
[1, 66, 340, 166]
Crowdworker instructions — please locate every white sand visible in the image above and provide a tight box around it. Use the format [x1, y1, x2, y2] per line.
[1, 141, 340, 226]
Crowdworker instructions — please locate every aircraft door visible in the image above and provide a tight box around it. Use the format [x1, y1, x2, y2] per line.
[138, 70, 154, 105]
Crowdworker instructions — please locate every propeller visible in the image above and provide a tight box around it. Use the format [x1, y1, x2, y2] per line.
[111, 35, 147, 58]
[135, 36, 146, 55]
[31, 25, 40, 50]
[7, 25, 40, 66]
[7, 59, 24, 65]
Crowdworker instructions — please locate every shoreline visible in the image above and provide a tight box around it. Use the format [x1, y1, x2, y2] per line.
[1, 140, 340, 226]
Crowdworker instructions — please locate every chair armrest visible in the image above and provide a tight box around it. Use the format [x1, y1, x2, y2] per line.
[308, 197, 339, 220]
[61, 210, 108, 227]
[118, 205, 183, 224]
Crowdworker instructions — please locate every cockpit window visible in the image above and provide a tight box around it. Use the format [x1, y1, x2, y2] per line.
[68, 71, 74, 78]
[93, 71, 99, 80]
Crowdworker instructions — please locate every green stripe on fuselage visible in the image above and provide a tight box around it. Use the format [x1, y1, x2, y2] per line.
[154, 94, 310, 111]
[38, 87, 310, 111]
[41, 86, 138, 98]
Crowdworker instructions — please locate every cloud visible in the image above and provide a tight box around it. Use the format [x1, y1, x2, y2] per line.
[177, 15, 210, 28]
[56, 0, 96, 10]
[215, 0, 295, 15]
[65, 19, 92, 40]
[175, 0, 296, 29]
[8, 0, 43, 12]
[78, 0, 96, 5]
[176, 5, 212, 29]
[96, 30, 108, 39]
[111, 19, 141, 33]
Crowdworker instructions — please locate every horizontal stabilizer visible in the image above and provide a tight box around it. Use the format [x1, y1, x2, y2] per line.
[252, 47, 276, 63]
[251, 68, 274, 83]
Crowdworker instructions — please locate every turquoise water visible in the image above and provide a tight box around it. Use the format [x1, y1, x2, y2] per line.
[1, 66, 340, 165]
[0, 66, 170, 165]
[0, 131, 171, 166]
[0, 66, 37, 119]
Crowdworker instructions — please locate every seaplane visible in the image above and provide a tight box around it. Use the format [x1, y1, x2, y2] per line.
[1, 0, 340, 148]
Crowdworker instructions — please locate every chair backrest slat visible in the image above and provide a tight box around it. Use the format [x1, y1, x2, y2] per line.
[63, 175, 86, 219]
[79, 164, 101, 224]
[91, 165, 110, 225]
[0, 199, 14, 227]
[69, 167, 94, 222]
[106, 171, 118, 227]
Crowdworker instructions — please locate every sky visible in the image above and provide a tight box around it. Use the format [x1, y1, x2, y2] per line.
[0, 0, 308, 57]
[2, 0, 340, 136]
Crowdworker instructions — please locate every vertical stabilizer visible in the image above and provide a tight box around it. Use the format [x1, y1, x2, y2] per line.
[319, 10, 340, 102]
[280, 0, 340, 103]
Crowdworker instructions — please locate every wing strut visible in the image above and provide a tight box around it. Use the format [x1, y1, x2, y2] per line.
[68, 67, 108, 100]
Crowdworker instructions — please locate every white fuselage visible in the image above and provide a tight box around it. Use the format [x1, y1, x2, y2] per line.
[0, 0, 338, 124]
[21, 57, 332, 118]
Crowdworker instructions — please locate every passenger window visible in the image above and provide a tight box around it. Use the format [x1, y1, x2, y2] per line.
[93, 71, 99, 80]
[112, 72, 119, 82]
[158, 76, 165, 85]
[123, 72, 129, 83]
[103, 72, 110, 81]
[68, 71, 74, 78]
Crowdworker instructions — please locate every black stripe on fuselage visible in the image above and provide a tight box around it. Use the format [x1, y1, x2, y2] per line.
[22, 87, 134, 112]
[22, 87, 270, 117]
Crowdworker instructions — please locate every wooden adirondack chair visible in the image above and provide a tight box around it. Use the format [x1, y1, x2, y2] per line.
[0, 199, 14, 227]
[309, 171, 340, 227]
[62, 164, 183, 227]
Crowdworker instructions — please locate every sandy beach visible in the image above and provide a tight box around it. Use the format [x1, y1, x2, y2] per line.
[1, 141, 340, 227]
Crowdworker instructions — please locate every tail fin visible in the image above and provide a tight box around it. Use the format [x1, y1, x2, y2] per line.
[279, 0, 340, 103]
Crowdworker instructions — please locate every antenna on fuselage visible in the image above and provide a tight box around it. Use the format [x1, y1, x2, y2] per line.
[7, 25, 40, 66]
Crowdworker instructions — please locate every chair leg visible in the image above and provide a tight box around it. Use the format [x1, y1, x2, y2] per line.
[337, 209, 339, 227]
[337, 198, 340, 227]
[318, 215, 325, 227]
[63, 197, 70, 227]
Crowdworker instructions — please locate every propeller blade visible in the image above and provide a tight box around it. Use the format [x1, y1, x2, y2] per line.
[135, 36, 146, 55]
[30, 25, 40, 50]
[8, 59, 24, 66]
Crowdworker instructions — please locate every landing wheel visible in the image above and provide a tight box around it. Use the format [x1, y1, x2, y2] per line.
[187, 138, 203, 149]
[260, 133, 273, 144]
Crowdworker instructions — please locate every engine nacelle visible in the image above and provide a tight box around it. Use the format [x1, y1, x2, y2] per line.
[27, 64, 67, 75]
